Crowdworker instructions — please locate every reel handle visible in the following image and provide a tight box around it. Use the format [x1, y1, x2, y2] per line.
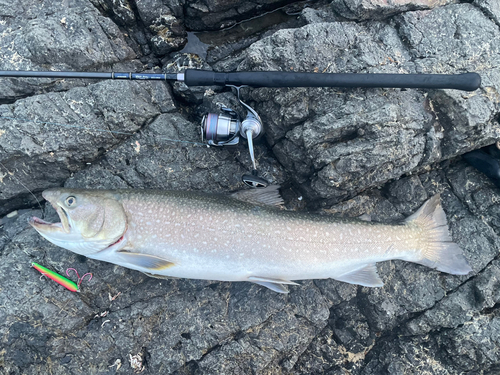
[184, 70, 481, 91]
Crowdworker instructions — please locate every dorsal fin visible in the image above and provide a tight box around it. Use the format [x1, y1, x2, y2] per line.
[231, 185, 283, 206]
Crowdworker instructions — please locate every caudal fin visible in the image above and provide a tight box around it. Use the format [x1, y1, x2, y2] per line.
[405, 194, 472, 275]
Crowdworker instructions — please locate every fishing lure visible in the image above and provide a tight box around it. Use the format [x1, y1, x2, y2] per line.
[31, 262, 83, 292]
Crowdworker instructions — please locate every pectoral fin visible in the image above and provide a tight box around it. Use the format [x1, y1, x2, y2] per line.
[248, 276, 299, 293]
[335, 264, 383, 287]
[117, 251, 175, 271]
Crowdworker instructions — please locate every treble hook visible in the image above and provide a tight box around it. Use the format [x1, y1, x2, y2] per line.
[66, 268, 93, 287]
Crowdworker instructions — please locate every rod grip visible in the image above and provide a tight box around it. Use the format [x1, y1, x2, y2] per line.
[183, 70, 481, 91]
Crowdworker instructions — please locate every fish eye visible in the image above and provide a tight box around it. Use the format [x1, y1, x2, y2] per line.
[65, 196, 76, 207]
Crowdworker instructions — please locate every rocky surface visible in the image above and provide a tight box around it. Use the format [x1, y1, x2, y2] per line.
[1, 0, 500, 374]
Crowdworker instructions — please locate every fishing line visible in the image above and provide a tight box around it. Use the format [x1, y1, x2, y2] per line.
[0, 114, 208, 146]
[0, 114, 208, 215]
[0, 160, 45, 217]
[0, 115, 135, 135]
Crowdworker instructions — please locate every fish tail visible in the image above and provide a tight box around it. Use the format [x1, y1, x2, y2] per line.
[406, 194, 472, 275]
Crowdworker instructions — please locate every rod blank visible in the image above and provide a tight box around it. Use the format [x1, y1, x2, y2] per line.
[0, 71, 178, 81]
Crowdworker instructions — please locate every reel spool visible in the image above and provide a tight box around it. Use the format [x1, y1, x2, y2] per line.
[201, 86, 268, 188]
[201, 107, 240, 146]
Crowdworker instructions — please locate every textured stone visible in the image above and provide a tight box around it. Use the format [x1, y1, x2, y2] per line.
[0, 79, 174, 216]
[330, 0, 458, 21]
[1, 1, 500, 374]
[0, 0, 136, 102]
[185, 0, 285, 31]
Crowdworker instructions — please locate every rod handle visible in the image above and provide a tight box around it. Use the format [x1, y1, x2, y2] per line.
[183, 70, 481, 91]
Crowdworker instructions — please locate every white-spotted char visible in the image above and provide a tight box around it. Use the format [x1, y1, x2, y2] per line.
[29, 187, 472, 293]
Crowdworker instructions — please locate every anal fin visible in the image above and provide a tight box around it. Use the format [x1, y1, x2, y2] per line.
[251, 281, 290, 293]
[117, 251, 175, 271]
[335, 264, 383, 287]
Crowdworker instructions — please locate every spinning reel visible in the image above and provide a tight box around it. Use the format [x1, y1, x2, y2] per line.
[201, 86, 269, 188]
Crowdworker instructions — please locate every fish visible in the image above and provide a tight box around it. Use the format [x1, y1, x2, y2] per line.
[29, 187, 472, 293]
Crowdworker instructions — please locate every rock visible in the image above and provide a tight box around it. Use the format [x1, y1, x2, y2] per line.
[89, 0, 137, 26]
[184, 0, 285, 31]
[134, 0, 187, 56]
[230, 4, 500, 202]
[330, 0, 458, 21]
[1, 0, 500, 374]
[473, 0, 500, 27]
[0, 0, 136, 103]
[0, 79, 174, 216]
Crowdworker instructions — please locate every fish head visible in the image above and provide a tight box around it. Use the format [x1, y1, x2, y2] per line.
[29, 188, 127, 255]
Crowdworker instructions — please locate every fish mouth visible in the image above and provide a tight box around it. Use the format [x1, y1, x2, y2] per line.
[29, 201, 71, 234]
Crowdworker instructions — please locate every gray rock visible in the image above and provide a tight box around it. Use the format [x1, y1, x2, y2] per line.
[134, 0, 187, 56]
[474, 0, 500, 27]
[1, 0, 500, 374]
[230, 4, 500, 202]
[0, 0, 136, 102]
[184, 0, 285, 31]
[330, 0, 458, 21]
[0, 79, 174, 216]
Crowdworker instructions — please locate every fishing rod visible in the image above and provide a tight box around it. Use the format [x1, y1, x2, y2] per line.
[0, 69, 482, 187]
